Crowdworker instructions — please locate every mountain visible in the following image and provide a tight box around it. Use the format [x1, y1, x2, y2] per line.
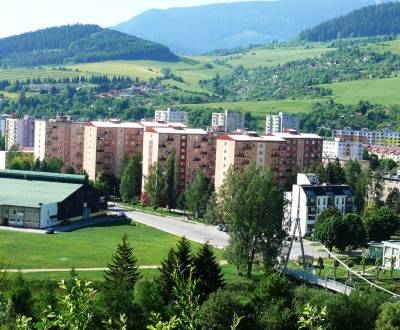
[0, 24, 178, 67]
[300, 2, 400, 41]
[113, 0, 385, 54]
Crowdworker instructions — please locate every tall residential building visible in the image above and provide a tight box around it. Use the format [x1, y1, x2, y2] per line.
[291, 173, 354, 237]
[5, 115, 35, 150]
[332, 127, 400, 147]
[214, 132, 290, 189]
[83, 121, 145, 181]
[368, 172, 400, 204]
[142, 126, 214, 198]
[0, 114, 11, 136]
[322, 138, 363, 161]
[210, 110, 245, 132]
[271, 130, 323, 171]
[154, 108, 188, 126]
[34, 116, 85, 172]
[265, 112, 300, 133]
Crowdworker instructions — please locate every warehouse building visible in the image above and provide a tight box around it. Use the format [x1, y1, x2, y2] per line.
[0, 170, 107, 229]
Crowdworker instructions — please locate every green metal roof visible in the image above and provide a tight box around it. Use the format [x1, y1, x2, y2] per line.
[0, 177, 83, 208]
[0, 170, 86, 184]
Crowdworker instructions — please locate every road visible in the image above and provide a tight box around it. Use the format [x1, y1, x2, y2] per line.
[111, 207, 325, 260]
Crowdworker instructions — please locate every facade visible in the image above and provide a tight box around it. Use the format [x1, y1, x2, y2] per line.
[154, 108, 188, 126]
[0, 114, 11, 135]
[332, 127, 400, 147]
[322, 138, 363, 161]
[291, 173, 354, 237]
[368, 172, 400, 204]
[271, 130, 323, 171]
[368, 145, 400, 163]
[382, 241, 400, 270]
[5, 115, 35, 150]
[34, 116, 85, 172]
[210, 110, 245, 132]
[214, 132, 290, 189]
[265, 112, 300, 133]
[0, 170, 107, 229]
[142, 126, 214, 197]
[83, 121, 145, 181]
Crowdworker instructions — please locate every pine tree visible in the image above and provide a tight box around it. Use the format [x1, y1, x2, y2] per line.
[104, 234, 140, 289]
[193, 242, 224, 299]
[159, 237, 193, 300]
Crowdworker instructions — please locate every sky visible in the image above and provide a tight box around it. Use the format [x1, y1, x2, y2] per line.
[0, 0, 267, 38]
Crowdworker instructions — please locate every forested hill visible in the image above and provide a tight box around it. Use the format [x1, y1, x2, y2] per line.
[300, 2, 400, 42]
[0, 24, 178, 67]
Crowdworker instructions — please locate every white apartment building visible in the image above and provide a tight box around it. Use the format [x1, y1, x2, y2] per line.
[383, 241, 400, 270]
[5, 115, 35, 150]
[154, 108, 188, 126]
[0, 114, 11, 136]
[210, 110, 245, 132]
[265, 112, 300, 133]
[322, 138, 363, 160]
[291, 173, 354, 237]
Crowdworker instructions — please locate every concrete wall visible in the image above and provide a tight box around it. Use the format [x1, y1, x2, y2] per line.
[40, 203, 58, 228]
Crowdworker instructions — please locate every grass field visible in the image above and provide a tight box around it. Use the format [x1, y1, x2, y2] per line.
[325, 76, 400, 105]
[0, 219, 216, 270]
[0, 68, 87, 81]
[178, 99, 320, 116]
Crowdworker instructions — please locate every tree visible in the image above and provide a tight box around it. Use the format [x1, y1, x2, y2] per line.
[361, 255, 368, 276]
[386, 188, 400, 213]
[184, 170, 212, 219]
[11, 274, 33, 318]
[325, 159, 346, 184]
[43, 157, 63, 173]
[93, 171, 115, 197]
[297, 304, 327, 330]
[65, 166, 75, 174]
[317, 207, 342, 223]
[104, 234, 140, 289]
[376, 257, 382, 279]
[363, 207, 400, 242]
[120, 153, 142, 203]
[165, 149, 178, 209]
[370, 171, 384, 207]
[376, 301, 400, 330]
[144, 163, 165, 210]
[344, 213, 367, 255]
[315, 213, 347, 252]
[218, 162, 285, 277]
[380, 158, 397, 171]
[159, 237, 193, 300]
[333, 260, 340, 281]
[205, 192, 221, 224]
[0, 132, 4, 151]
[193, 242, 224, 299]
[362, 148, 370, 161]
[390, 255, 397, 279]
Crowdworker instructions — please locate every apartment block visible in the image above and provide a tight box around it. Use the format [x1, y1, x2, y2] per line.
[322, 138, 363, 161]
[0, 114, 11, 136]
[368, 172, 400, 204]
[265, 112, 300, 133]
[210, 110, 245, 132]
[5, 115, 35, 150]
[332, 127, 400, 147]
[142, 126, 214, 197]
[214, 132, 290, 189]
[271, 130, 323, 171]
[368, 145, 400, 163]
[154, 108, 188, 126]
[34, 116, 85, 172]
[83, 121, 145, 181]
[291, 173, 354, 237]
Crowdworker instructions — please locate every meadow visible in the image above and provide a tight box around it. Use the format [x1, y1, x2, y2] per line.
[0, 219, 214, 270]
[0, 67, 88, 81]
[325, 76, 400, 105]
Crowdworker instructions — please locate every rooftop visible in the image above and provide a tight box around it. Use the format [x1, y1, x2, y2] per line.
[301, 184, 353, 197]
[271, 131, 322, 139]
[87, 121, 143, 129]
[147, 127, 208, 135]
[0, 170, 85, 208]
[218, 134, 286, 142]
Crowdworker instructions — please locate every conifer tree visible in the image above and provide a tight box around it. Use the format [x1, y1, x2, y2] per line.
[193, 242, 224, 299]
[104, 234, 140, 289]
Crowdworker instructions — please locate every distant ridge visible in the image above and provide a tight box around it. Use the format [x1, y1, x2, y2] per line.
[0, 24, 178, 67]
[113, 0, 387, 54]
[300, 1, 400, 41]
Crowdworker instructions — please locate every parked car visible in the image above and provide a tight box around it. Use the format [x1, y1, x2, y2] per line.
[45, 228, 55, 235]
[118, 212, 127, 218]
[216, 224, 228, 232]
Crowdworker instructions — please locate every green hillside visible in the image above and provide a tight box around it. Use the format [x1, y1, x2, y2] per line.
[0, 24, 177, 67]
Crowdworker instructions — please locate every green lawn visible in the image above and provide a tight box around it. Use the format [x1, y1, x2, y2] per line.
[178, 99, 320, 116]
[325, 76, 400, 105]
[0, 219, 215, 270]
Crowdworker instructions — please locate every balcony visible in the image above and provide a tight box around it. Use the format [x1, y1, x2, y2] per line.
[193, 157, 201, 162]
[193, 144, 201, 149]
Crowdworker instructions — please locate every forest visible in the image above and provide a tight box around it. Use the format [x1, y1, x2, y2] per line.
[0, 24, 178, 67]
[300, 2, 400, 42]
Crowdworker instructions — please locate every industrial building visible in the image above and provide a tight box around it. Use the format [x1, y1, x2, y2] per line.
[0, 170, 107, 229]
